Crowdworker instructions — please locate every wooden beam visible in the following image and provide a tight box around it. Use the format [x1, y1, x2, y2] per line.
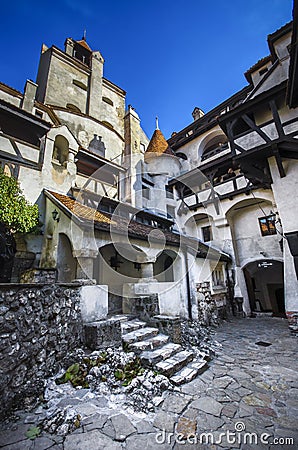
[242, 114, 271, 143]
[272, 145, 286, 178]
[269, 100, 284, 138]
[226, 120, 237, 155]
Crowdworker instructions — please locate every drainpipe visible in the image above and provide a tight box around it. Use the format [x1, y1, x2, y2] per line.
[184, 248, 192, 320]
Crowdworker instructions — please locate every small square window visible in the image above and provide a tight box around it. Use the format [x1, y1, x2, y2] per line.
[258, 215, 277, 236]
[142, 186, 150, 199]
[202, 225, 212, 242]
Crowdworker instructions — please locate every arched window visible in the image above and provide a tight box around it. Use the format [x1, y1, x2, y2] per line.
[52, 135, 69, 165]
[201, 135, 228, 161]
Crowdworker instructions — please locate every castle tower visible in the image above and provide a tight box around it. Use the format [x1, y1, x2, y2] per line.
[143, 120, 180, 215]
[36, 36, 104, 121]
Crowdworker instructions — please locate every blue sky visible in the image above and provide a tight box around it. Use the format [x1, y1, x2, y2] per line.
[0, 0, 293, 139]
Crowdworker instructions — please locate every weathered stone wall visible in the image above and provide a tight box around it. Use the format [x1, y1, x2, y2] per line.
[151, 315, 182, 344]
[123, 295, 160, 322]
[195, 282, 224, 325]
[84, 318, 122, 350]
[0, 283, 83, 416]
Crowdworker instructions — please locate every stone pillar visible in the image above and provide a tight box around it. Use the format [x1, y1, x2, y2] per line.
[140, 261, 154, 280]
[73, 249, 98, 282]
[234, 266, 250, 316]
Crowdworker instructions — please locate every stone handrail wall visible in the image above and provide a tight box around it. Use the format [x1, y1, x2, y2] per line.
[0, 282, 84, 416]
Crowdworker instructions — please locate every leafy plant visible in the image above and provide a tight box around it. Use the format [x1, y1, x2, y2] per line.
[55, 363, 89, 388]
[114, 357, 145, 386]
[0, 168, 39, 233]
[55, 352, 108, 388]
[26, 426, 41, 440]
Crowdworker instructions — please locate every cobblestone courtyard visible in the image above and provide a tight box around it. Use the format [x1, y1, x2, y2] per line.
[0, 315, 297, 449]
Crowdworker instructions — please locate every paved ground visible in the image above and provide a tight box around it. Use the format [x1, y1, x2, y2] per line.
[0, 315, 297, 449]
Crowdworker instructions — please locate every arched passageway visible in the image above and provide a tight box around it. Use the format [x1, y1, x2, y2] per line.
[94, 243, 146, 315]
[57, 233, 77, 282]
[243, 260, 284, 316]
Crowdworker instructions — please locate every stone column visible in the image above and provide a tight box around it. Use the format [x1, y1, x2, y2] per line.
[73, 249, 98, 282]
[140, 261, 154, 280]
[234, 266, 250, 316]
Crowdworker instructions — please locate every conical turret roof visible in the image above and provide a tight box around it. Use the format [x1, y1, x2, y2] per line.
[145, 120, 174, 158]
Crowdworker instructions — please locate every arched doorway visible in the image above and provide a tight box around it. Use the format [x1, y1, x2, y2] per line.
[94, 243, 146, 315]
[154, 250, 179, 282]
[243, 260, 284, 316]
[57, 234, 77, 282]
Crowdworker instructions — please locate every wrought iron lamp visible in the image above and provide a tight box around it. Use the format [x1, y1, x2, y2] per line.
[52, 209, 60, 222]
[110, 252, 122, 271]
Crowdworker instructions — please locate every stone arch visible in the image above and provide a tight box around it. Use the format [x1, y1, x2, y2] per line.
[225, 196, 274, 220]
[57, 233, 77, 282]
[95, 242, 146, 283]
[184, 212, 214, 241]
[52, 135, 69, 165]
[95, 242, 147, 315]
[199, 130, 228, 161]
[154, 249, 180, 282]
[242, 258, 284, 315]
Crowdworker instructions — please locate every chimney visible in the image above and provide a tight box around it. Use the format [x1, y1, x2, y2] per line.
[22, 79, 38, 113]
[192, 107, 205, 121]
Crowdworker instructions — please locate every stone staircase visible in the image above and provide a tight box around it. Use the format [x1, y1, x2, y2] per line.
[120, 316, 208, 385]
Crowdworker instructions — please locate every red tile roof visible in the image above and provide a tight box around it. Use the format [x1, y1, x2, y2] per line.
[45, 190, 182, 246]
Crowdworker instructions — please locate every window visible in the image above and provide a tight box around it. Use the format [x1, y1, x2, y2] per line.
[232, 113, 254, 136]
[73, 79, 88, 91]
[258, 215, 277, 236]
[201, 135, 228, 161]
[212, 265, 225, 287]
[102, 97, 114, 106]
[0, 161, 18, 178]
[167, 205, 175, 219]
[166, 185, 174, 199]
[202, 225, 212, 242]
[142, 185, 150, 199]
[52, 135, 69, 165]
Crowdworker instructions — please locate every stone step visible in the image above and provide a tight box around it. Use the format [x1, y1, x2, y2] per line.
[129, 334, 170, 353]
[141, 342, 181, 366]
[190, 359, 209, 373]
[110, 314, 135, 323]
[121, 319, 146, 335]
[170, 367, 199, 386]
[155, 350, 194, 377]
[197, 349, 212, 362]
[170, 359, 208, 386]
[122, 327, 159, 345]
